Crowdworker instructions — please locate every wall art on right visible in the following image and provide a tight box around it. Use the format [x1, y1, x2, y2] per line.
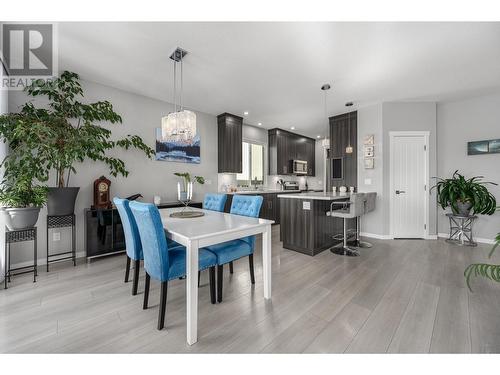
[467, 139, 500, 155]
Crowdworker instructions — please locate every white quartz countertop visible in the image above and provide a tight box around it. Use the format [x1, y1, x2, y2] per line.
[277, 192, 366, 200]
[224, 189, 301, 195]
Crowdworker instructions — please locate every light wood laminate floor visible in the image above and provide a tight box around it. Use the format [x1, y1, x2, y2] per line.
[1, 225, 500, 353]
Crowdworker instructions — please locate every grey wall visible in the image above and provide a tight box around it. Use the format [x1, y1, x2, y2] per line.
[437, 93, 500, 241]
[7, 79, 218, 266]
[357, 103, 385, 236]
[382, 102, 438, 237]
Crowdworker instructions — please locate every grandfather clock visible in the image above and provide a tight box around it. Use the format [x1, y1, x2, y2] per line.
[92, 176, 112, 209]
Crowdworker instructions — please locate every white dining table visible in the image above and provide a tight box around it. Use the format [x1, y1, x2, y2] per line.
[159, 207, 274, 345]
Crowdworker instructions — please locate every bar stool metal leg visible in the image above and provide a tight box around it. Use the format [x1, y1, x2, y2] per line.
[331, 218, 359, 257]
[350, 216, 372, 248]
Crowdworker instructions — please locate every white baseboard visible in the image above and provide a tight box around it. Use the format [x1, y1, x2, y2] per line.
[9, 251, 86, 270]
[438, 232, 495, 245]
[360, 232, 392, 240]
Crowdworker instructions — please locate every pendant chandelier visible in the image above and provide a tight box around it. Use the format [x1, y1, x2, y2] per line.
[161, 47, 196, 141]
[345, 102, 354, 154]
[320, 84, 331, 148]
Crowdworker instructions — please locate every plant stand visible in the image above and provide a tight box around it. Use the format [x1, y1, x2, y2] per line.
[46, 214, 76, 271]
[4, 227, 37, 289]
[445, 213, 477, 247]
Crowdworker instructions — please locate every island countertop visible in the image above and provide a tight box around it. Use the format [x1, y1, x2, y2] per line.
[277, 191, 359, 200]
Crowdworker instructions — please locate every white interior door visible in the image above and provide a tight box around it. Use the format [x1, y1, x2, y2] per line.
[391, 133, 428, 239]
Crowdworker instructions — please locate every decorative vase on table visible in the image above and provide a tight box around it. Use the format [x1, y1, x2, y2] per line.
[177, 181, 193, 209]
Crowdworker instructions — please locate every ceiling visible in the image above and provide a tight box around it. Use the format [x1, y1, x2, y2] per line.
[57, 22, 500, 138]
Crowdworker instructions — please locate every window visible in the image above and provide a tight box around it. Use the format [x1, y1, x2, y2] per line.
[237, 141, 264, 186]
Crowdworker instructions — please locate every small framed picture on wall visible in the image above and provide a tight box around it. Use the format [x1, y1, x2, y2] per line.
[364, 146, 374, 157]
[364, 158, 374, 169]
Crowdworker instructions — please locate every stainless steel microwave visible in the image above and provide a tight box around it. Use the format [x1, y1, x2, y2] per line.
[291, 159, 308, 175]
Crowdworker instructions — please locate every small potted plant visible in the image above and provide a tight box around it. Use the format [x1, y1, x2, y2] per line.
[0, 173, 48, 230]
[432, 170, 497, 216]
[174, 172, 205, 201]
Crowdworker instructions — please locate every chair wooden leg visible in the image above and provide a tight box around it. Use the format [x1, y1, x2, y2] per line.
[143, 273, 150, 309]
[249, 254, 255, 285]
[132, 259, 140, 296]
[229, 261, 234, 274]
[157, 281, 168, 330]
[124, 256, 131, 283]
[217, 265, 223, 303]
[209, 267, 216, 304]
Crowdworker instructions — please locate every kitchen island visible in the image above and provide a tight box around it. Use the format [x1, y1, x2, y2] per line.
[277, 192, 358, 256]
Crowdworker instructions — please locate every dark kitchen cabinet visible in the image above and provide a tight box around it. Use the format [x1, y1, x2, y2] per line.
[329, 111, 357, 189]
[218, 113, 243, 173]
[306, 139, 316, 176]
[268, 129, 316, 176]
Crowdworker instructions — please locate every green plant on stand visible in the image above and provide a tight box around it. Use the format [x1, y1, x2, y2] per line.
[432, 170, 497, 216]
[0, 150, 48, 229]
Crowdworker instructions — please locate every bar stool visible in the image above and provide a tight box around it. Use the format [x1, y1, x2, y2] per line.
[351, 192, 377, 248]
[327, 193, 366, 257]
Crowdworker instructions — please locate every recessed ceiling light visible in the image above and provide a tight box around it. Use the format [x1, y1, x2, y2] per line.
[258, 122, 262, 126]
[317, 135, 321, 138]
[243, 111, 249, 116]
[291, 126, 295, 130]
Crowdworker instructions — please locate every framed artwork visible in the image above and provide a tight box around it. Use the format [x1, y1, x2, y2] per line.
[467, 139, 500, 155]
[364, 146, 374, 157]
[364, 134, 374, 145]
[488, 139, 500, 154]
[155, 126, 201, 164]
[364, 158, 374, 169]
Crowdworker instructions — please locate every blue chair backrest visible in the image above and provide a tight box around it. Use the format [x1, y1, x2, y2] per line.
[230, 195, 264, 248]
[113, 197, 143, 261]
[129, 201, 170, 282]
[203, 193, 227, 212]
[230, 195, 263, 218]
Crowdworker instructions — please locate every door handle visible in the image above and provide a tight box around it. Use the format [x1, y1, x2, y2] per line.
[395, 190, 406, 195]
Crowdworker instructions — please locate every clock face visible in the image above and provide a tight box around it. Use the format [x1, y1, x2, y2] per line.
[98, 182, 108, 193]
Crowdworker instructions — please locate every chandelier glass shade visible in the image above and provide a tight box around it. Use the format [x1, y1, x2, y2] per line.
[161, 110, 197, 141]
[161, 47, 196, 141]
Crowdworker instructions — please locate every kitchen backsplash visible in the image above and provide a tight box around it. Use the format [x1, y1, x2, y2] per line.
[217, 173, 324, 192]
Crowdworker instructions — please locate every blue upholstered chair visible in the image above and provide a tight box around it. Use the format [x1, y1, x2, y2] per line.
[129, 201, 217, 330]
[203, 193, 227, 212]
[114, 197, 144, 296]
[204, 194, 263, 303]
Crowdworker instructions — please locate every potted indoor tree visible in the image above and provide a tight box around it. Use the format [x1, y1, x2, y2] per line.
[0, 71, 155, 216]
[432, 170, 497, 216]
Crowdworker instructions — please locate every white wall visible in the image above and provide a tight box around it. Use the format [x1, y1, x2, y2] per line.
[0, 66, 8, 282]
[437, 93, 500, 241]
[7, 79, 219, 266]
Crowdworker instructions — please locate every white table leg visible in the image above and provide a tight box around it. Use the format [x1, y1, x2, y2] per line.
[186, 239, 199, 345]
[262, 224, 272, 299]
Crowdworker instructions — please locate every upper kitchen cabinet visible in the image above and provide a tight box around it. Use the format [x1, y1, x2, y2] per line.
[329, 111, 357, 188]
[268, 128, 316, 176]
[217, 113, 243, 173]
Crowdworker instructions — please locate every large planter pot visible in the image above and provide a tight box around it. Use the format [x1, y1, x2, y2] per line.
[47, 187, 80, 216]
[3, 207, 41, 230]
[454, 201, 473, 216]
